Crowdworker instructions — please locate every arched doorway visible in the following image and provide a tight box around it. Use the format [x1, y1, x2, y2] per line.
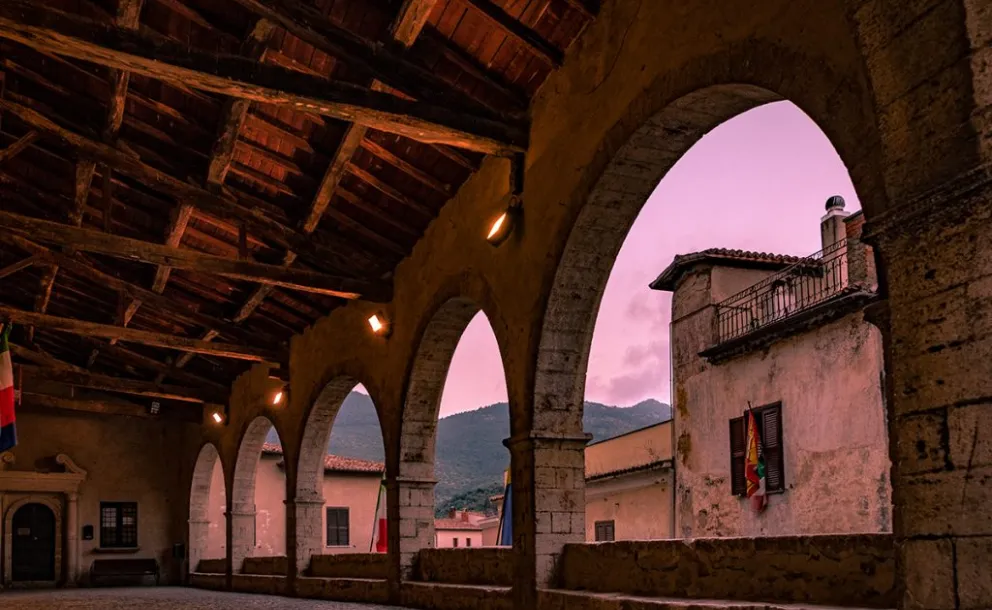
[295, 378, 386, 574]
[11, 503, 56, 583]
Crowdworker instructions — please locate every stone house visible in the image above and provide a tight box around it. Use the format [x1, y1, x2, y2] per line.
[434, 510, 485, 548]
[651, 198, 890, 538]
[205, 444, 383, 559]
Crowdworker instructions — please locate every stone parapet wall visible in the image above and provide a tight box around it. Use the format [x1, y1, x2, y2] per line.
[241, 555, 288, 575]
[195, 558, 226, 574]
[401, 582, 512, 610]
[295, 576, 390, 603]
[558, 534, 895, 608]
[230, 574, 287, 595]
[189, 572, 226, 590]
[416, 548, 515, 586]
[307, 553, 389, 579]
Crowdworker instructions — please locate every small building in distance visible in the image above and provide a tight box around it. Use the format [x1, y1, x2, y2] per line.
[434, 509, 485, 548]
[585, 420, 674, 541]
[206, 443, 384, 558]
[651, 197, 890, 538]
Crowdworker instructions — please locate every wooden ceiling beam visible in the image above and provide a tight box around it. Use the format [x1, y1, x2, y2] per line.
[458, 0, 563, 67]
[0, 2, 526, 155]
[0, 130, 38, 164]
[0, 305, 284, 363]
[561, 0, 598, 18]
[16, 364, 227, 404]
[0, 254, 40, 280]
[0, 211, 392, 302]
[359, 138, 451, 195]
[0, 99, 350, 269]
[80, 339, 228, 392]
[346, 161, 432, 219]
[18, 390, 202, 423]
[1, 233, 271, 346]
[8, 342, 88, 374]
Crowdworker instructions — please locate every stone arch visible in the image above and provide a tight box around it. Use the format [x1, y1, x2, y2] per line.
[230, 415, 283, 573]
[293, 374, 386, 572]
[395, 295, 510, 575]
[189, 443, 225, 575]
[3, 495, 63, 586]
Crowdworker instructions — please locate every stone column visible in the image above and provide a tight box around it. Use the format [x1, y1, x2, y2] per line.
[289, 495, 325, 576]
[229, 508, 256, 574]
[507, 432, 590, 609]
[188, 518, 211, 576]
[863, 172, 992, 610]
[66, 492, 79, 587]
[394, 474, 436, 580]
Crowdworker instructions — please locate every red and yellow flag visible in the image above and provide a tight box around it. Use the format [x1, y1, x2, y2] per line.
[744, 410, 767, 513]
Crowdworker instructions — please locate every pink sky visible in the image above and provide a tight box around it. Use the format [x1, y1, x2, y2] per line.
[432, 101, 862, 417]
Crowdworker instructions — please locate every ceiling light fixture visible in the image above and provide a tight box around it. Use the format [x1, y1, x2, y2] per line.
[367, 313, 391, 338]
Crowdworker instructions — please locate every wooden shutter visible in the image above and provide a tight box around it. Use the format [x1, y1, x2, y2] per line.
[761, 404, 784, 493]
[729, 416, 746, 496]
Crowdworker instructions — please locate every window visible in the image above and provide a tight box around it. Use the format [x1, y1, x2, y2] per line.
[730, 403, 784, 496]
[466, 538, 472, 547]
[325, 507, 349, 547]
[100, 502, 138, 548]
[594, 520, 615, 542]
[453, 537, 459, 547]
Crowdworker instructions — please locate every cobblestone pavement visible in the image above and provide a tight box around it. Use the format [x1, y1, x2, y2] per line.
[0, 587, 408, 609]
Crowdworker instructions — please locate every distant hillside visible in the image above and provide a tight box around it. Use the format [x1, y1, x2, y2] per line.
[268, 393, 671, 510]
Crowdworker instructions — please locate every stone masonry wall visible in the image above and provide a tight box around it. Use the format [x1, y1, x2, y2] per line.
[558, 534, 896, 608]
[416, 548, 515, 586]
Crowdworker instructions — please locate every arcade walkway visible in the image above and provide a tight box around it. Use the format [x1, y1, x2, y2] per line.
[1, 588, 405, 610]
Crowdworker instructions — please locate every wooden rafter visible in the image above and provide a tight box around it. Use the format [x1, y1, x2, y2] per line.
[0, 211, 392, 301]
[80, 339, 228, 392]
[459, 0, 563, 67]
[16, 364, 227, 404]
[0, 2, 527, 154]
[0, 254, 39, 280]
[19, 391, 202, 423]
[0, 130, 38, 164]
[0, 99, 357, 269]
[8, 342, 88, 374]
[0, 305, 285, 362]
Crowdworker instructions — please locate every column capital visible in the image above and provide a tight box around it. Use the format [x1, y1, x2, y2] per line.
[286, 497, 324, 507]
[862, 163, 992, 247]
[393, 475, 437, 486]
[502, 431, 593, 449]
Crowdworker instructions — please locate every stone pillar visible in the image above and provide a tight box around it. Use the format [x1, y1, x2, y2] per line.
[395, 474, 436, 580]
[188, 518, 211, 576]
[863, 172, 992, 610]
[289, 495, 325, 576]
[229, 509, 256, 574]
[507, 432, 590, 609]
[66, 492, 79, 587]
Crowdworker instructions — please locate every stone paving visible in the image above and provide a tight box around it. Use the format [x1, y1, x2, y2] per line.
[0, 587, 407, 609]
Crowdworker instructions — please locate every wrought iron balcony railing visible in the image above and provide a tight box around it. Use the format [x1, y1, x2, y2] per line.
[714, 240, 855, 343]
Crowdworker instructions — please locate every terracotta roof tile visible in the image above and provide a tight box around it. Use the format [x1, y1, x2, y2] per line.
[261, 443, 384, 475]
[650, 248, 804, 291]
[434, 518, 483, 531]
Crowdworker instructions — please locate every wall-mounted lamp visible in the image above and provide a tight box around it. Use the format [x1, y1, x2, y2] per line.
[211, 411, 224, 425]
[367, 313, 391, 337]
[271, 390, 284, 406]
[486, 199, 521, 247]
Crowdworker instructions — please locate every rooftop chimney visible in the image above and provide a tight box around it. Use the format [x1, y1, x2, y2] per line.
[820, 195, 849, 251]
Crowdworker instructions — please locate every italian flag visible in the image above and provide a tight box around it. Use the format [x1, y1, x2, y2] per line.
[744, 409, 767, 513]
[0, 324, 16, 453]
[370, 479, 387, 553]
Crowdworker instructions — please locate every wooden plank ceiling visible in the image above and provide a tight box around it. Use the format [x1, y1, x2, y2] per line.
[0, 0, 595, 420]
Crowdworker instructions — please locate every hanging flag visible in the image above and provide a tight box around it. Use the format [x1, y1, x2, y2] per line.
[744, 408, 767, 513]
[370, 478, 387, 553]
[496, 468, 512, 546]
[0, 324, 15, 452]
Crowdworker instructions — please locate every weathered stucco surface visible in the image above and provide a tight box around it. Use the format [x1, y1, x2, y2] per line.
[671, 263, 891, 538]
[585, 469, 673, 541]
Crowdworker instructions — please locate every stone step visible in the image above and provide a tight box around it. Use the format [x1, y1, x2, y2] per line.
[540, 589, 894, 610]
[402, 581, 512, 610]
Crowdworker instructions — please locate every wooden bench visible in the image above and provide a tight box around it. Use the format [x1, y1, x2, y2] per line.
[90, 558, 160, 586]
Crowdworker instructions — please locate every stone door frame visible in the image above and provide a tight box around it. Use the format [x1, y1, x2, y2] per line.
[0, 453, 87, 587]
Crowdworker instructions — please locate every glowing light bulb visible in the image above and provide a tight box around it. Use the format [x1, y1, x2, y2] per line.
[212, 412, 223, 424]
[368, 314, 384, 333]
[272, 391, 284, 406]
[487, 213, 507, 240]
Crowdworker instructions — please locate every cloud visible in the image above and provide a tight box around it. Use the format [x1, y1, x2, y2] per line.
[622, 338, 669, 368]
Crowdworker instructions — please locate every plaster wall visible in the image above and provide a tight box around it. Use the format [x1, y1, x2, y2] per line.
[4, 410, 199, 584]
[585, 469, 673, 541]
[435, 529, 483, 548]
[585, 422, 671, 479]
[671, 265, 890, 538]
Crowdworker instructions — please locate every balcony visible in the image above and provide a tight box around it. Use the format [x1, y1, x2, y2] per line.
[712, 239, 874, 346]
